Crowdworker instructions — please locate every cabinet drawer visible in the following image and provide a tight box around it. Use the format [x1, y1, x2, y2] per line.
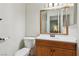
[36, 39, 76, 50]
[52, 47, 76, 56]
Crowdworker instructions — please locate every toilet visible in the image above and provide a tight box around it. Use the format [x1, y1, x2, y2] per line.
[14, 48, 31, 56]
[14, 37, 35, 56]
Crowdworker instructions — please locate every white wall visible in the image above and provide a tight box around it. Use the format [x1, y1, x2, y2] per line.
[0, 3, 25, 56]
[25, 3, 45, 36]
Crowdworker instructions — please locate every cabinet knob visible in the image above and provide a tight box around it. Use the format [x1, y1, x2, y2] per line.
[50, 49, 55, 52]
[50, 49, 52, 52]
[53, 49, 55, 52]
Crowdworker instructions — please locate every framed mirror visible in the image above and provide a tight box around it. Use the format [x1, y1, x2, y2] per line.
[40, 6, 74, 35]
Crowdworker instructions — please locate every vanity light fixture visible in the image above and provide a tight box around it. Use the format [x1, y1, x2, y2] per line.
[47, 3, 74, 8]
[48, 3, 59, 7]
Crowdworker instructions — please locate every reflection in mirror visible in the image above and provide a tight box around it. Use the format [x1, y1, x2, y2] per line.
[50, 16, 59, 33]
[41, 11, 47, 33]
[40, 6, 76, 35]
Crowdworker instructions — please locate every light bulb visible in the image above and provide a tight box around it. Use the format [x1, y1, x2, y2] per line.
[48, 3, 52, 7]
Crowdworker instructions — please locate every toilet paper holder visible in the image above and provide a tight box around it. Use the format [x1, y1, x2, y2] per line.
[0, 38, 5, 40]
[0, 37, 6, 41]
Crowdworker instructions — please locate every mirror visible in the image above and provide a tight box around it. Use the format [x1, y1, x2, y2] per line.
[40, 6, 75, 35]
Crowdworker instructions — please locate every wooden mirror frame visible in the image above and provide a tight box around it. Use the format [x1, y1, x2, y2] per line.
[40, 6, 70, 35]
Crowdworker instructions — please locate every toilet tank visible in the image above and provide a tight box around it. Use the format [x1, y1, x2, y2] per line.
[23, 37, 35, 48]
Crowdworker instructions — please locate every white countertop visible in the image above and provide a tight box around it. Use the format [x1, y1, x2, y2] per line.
[36, 34, 77, 43]
[24, 34, 77, 43]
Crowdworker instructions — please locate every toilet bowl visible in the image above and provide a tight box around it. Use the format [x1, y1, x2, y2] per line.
[14, 37, 35, 56]
[14, 48, 31, 56]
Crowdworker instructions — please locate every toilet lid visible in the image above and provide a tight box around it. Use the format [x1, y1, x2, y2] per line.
[15, 48, 31, 56]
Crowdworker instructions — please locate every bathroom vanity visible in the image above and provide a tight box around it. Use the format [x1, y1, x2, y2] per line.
[31, 34, 77, 56]
[35, 39, 76, 56]
[30, 5, 77, 56]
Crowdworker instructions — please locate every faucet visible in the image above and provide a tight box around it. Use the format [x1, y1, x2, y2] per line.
[50, 34, 55, 37]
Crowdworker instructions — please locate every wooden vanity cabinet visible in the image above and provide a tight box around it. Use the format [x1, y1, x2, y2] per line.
[35, 39, 77, 56]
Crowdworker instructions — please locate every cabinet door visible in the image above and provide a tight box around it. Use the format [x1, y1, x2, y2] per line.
[36, 46, 50, 56]
[51, 47, 75, 56]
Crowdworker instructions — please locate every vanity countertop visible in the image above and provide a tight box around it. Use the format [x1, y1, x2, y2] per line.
[24, 34, 77, 43]
[36, 34, 77, 43]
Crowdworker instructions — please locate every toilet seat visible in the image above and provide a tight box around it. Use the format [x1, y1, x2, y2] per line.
[14, 48, 31, 56]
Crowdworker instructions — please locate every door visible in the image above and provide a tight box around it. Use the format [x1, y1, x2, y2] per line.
[36, 46, 50, 56]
